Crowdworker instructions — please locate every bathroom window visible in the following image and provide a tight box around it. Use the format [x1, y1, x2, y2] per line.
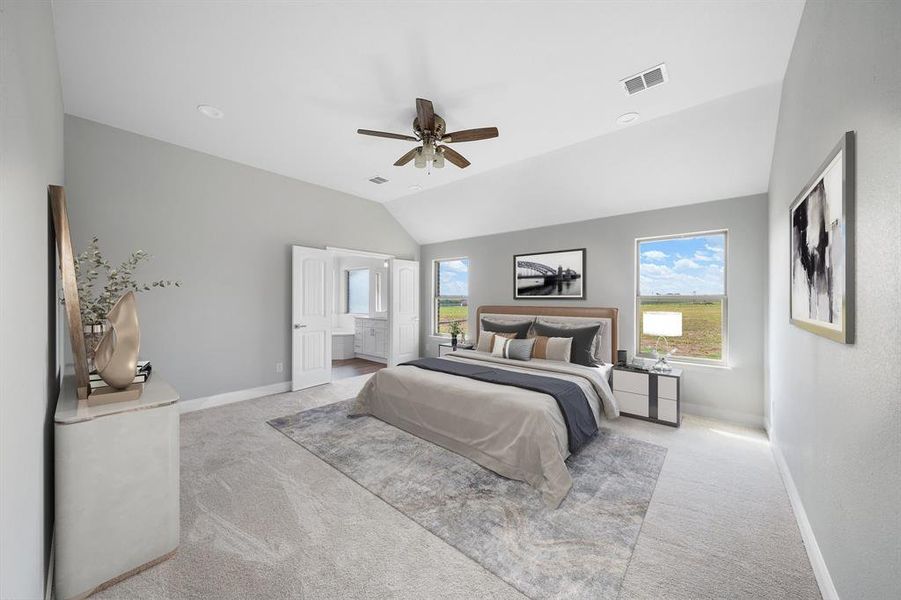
[346, 268, 370, 315]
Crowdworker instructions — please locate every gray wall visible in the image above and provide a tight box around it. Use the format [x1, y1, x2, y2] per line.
[64, 116, 418, 400]
[766, 2, 901, 598]
[0, 1, 64, 598]
[421, 194, 768, 425]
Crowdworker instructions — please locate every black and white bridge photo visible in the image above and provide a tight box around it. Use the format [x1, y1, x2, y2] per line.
[514, 249, 585, 299]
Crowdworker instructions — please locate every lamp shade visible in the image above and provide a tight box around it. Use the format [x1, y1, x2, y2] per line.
[643, 311, 682, 337]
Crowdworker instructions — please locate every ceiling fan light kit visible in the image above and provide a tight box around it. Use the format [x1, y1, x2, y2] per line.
[358, 98, 498, 170]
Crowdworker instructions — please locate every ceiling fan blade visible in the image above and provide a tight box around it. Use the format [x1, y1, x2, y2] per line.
[443, 127, 499, 143]
[416, 98, 435, 133]
[438, 145, 470, 169]
[393, 147, 420, 166]
[357, 129, 418, 142]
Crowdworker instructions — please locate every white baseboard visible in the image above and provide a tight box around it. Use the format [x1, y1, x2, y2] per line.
[680, 401, 764, 429]
[771, 441, 839, 600]
[179, 381, 291, 414]
[45, 528, 55, 600]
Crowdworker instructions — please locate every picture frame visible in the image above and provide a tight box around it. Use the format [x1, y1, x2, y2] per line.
[50, 185, 92, 398]
[788, 131, 855, 344]
[513, 248, 585, 299]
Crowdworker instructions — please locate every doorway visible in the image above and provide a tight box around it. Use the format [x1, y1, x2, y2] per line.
[290, 245, 419, 391]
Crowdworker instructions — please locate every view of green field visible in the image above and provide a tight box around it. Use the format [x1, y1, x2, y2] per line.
[436, 297, 721, 359]
[639, 300, 723, 360]
[436, 301, 469, 336]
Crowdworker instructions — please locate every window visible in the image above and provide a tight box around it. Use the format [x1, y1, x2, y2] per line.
[636, 231, 727, 363]
[346, 269, 369, 314]
[433, 258, 469, 336]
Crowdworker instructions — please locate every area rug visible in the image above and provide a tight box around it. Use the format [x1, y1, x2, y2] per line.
[268, 400, 666, 600]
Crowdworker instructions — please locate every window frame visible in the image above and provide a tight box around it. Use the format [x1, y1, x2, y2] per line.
[432, 256, 469, 337]
[374, 272, 383, 313]
[345, 267, 370, 315]
[634, 229, 729, 366]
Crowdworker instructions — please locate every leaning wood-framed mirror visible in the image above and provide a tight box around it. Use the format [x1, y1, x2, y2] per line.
[50, 185, 91, 399]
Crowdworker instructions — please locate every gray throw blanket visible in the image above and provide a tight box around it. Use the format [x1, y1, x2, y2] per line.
[401, 358, 598, 453]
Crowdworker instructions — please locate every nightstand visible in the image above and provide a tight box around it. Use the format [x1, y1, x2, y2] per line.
[438, 342, 474, 356]
[612, 364, 683, 427]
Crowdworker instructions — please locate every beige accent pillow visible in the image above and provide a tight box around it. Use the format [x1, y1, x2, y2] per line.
[477, 331, 514, 353]
[532, 336, 573, 363]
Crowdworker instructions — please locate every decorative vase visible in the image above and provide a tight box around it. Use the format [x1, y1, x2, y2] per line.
[94, 291, 141, 389]
[451, 334, 458, 348]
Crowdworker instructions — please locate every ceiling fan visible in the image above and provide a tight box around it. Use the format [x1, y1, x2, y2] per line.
[357, 98, 499, 170]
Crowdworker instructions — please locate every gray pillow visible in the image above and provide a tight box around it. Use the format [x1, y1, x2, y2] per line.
[532, 322, 600, 367]
[480, 318, 532, 339]
[496, 337, 535, 361]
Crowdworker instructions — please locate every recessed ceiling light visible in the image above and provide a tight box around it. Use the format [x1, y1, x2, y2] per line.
[617, 112, 640, 125]
[197, 104, 224, 119]
[409, 184, 422, 192]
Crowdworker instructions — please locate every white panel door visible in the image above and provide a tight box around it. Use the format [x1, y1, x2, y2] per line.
[389, 259, 420, 366]
[292, 246, 333, 391]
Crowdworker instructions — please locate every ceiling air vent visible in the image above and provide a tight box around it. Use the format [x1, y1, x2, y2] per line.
[368, 176, 388, 184]
[621, 63, 668, 95]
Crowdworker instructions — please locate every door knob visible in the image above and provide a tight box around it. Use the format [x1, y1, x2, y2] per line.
[294, 324, 307, 329]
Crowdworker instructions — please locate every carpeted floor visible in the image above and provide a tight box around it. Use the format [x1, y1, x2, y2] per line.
[269, 400, 667, 599]
[93, 374, 821, 599]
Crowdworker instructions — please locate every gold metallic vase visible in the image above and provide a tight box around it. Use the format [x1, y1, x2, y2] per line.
[94, 291, 141, 389]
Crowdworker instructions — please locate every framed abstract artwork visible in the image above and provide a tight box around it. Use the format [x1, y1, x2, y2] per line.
[789, 131, 855, 343]
[514, 248, 585, 299]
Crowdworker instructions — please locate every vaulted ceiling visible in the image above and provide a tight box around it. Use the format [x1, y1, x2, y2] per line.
[52, 0, 805, 244]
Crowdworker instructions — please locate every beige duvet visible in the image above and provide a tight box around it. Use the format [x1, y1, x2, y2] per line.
[350, 350, 620, 508]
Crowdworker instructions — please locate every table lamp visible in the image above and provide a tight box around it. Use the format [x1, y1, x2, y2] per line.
[643, 311, 682, 371]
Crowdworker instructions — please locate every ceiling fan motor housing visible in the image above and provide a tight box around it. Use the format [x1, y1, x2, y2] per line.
[414, 114, 446, 139]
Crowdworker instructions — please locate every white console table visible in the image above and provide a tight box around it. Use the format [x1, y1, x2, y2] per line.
[54, 374, 180, 600]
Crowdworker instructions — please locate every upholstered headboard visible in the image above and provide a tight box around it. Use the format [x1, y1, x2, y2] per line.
[475, 305, 619, 364]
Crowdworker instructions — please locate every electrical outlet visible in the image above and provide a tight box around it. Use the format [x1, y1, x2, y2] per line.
[275, 361, 284, 373]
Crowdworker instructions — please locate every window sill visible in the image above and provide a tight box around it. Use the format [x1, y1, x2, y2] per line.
[636, 356, 732, 370]
[429, 334, 473, 342]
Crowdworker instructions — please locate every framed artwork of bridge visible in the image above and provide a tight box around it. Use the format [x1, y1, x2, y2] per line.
[514, 248, 585, 299]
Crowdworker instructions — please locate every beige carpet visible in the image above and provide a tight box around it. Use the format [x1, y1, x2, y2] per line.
[93, 374, 820, 599]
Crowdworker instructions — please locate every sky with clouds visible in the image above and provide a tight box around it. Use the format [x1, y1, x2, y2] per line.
[639, 234, 725, 295]
[438, 258, 469, 296]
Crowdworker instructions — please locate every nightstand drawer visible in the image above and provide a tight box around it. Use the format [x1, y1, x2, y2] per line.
[616, 390, 649, 417]
[658, 376, 678, 400]
[658, 398, 678, 423]
[613, 370, 649, 396]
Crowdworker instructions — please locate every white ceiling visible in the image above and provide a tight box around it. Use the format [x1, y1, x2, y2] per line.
[52, 0, 804, 243]
[390, 83, 783, 243]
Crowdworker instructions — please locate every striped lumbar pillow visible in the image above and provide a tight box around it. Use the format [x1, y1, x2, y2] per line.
[492, 336, 536, 361]
[477, 331, 514, 353]
[532, 336, 573, 363]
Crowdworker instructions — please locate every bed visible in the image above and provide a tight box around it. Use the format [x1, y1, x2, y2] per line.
[350, 305, 620, 508]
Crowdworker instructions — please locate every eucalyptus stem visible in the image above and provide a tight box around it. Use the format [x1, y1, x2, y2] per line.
[63, 237, 181, 325]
